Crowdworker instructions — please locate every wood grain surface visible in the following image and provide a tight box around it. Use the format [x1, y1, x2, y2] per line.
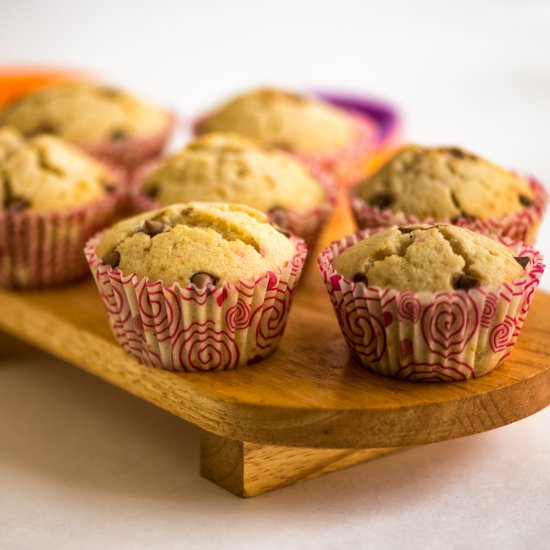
[1, 192, 549, 495]
[0, 257, 548, 449]
[200, 430, 404, 497]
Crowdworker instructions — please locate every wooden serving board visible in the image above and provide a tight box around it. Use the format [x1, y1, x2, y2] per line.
[1, 202, 550, 497]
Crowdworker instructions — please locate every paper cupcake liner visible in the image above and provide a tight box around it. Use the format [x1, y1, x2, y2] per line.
[318, 228, 545, 382]
[81, 113, 174, 173]
[0, 185, 123, 289]
[85, 234, 307, 372]
[350, 176, 548, 245]
[129, 159, 336, 250]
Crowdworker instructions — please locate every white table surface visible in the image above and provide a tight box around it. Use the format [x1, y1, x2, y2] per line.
[1, 1, 549, 548]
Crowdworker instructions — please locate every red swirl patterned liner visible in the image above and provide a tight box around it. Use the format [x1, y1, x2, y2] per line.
[350, 176, 548, 245]
[129, 158, 336, 250]
[0, 176, 124, 289]
[318, 229, 545, 382]
[82, 112, 175, 174]
[85, 234, 307, 372]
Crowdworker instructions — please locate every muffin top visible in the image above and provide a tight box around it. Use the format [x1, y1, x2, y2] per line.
[0, 130, 112, 212]
[355, 145, 535, 220]
[96, 202, 297, 286]
[333, 225, 527, 292]
[142, 132, 326, 211]
[0, 126, 25, 162]
[196, 88, 357, 154]
[0, 83, 169, 143]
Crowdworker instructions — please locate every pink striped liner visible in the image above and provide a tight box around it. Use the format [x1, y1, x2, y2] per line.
[85, 234, 307, 372]
[318, 228, 545, 382]
[129, 158, 336, 250]
[81, 112, 174, 173]
[0, 191, 123, 289]
[350, 176, 548, 245]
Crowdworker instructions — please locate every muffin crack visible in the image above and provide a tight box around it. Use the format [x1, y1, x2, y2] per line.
[134, 210, 263, 255]
[1, 170, 12, 207]
[33, 144, 65, 178]
[434, 227, 476, 288]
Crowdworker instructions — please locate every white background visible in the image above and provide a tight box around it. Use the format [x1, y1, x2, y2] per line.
[0, 1, 549, 549]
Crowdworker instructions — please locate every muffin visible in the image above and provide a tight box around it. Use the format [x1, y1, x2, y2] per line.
[0, 83, 173, 170]
[86, 202, 307, 372]
[350, 145, 547, 244]
[194, 87, 377, 185]
[319, 224, 544, 381]
[0, 129, 122, 288]
[132, 132, 334, 247]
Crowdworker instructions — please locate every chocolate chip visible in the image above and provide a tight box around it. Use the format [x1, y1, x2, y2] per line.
[101, 87, 121, 98]
[452, 274, 479, 291]
[398, 227, 416, 234]
[141, 219, 169, 237]
[353, 273, 368, 285]
[450, 214, 475, 223]
[448, 147, 466, 159]
[30, 121, 59, 136]
[190, 272, 219, 289]
[267, 211, 292, 238]
[514, 256, 530, 269]
[271, 224, 292, 238]
[103, 181, 117, 194]
[5, 197, 30, 212]
[101, 250, 120, 268]
[110, 129, 127, 142]
[267, 206, 286, 225]
[519, 195, 535, 208]
[144, 183, 159, 199]
[369, 193, 393, 210]
[273, 141, 291, 150]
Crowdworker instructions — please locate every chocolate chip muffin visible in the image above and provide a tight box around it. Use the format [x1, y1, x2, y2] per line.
[320, 224, 543, 381]
[0, 83, 172, 169]
[355, 145, 535, 219]
[196, 88, 357, 153]
[195, 87, 376, 185]
[96, 202, 297, 287]
[0, 128, 122, 288]
[333, 225, 526, 292]
[140, 132, 326, 210]
[87, 202, 306, 372]
[0, 132, 114, 212]
[133, 132, 332, 247]
[351, 144, 546, 244]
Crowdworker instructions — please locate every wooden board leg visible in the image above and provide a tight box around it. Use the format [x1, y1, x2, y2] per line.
[200, 430, 405, 497]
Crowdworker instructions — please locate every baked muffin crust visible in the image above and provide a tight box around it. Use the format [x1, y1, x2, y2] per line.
[355, 145, 535, 220]
[333, 225, 527, 292]
[196, 88, 357, 153]
[0, 132, 112, 212]
[0, 83, 169, 143]
[97, 202, 297, 286]
[0, 126, 25, 162]
[142, 132, 325, 211]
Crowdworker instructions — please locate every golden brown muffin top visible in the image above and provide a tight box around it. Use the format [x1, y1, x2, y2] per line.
[196, 88, 357, 154]
[97, 202, 297, 286]
[142, 132, 325, 211]
[0, 83, 170, 143]
[0, 129, 113, 212]
[333, 225, 527, 292]
[355, 145, 535, 220]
